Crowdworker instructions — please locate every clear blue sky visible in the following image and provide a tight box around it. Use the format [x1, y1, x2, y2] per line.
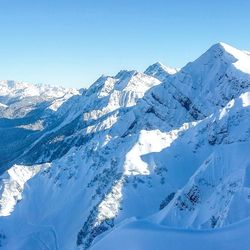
[0, 0, 250, 88]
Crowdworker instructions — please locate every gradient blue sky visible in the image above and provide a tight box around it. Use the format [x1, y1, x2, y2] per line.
[0, 0, 250, 88]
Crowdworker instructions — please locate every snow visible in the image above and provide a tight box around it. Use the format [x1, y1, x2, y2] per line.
[240, 89, 250, 107]
[90, 217, 250, 250]
[144, 62, 178, 81]
[0, 80, 78, 100]
[0, 80, 79, 116]
[211, 42, 250, 75]
[0, 102, 8, 108]
[0, 164, 50, 216]
[48, 90, 80, 111]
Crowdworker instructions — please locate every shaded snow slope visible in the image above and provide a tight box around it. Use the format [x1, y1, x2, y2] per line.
[0, 164, 50, 216]
[90, 217, 250, 250]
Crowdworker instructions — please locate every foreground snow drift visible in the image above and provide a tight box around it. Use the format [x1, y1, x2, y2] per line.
[91, 217, 250, 250]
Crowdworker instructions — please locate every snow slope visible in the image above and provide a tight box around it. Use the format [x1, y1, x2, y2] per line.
[90, 217, 250, 250]
[0, 164, 50, 216]
[0, 42, 249, 250]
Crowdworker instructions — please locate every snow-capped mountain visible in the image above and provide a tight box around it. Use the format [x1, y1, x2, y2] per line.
[0, 80, 78, 115]
[144, 61, 178, 81]
[0, 42, 249, 250]
[0, 81, 79, 171]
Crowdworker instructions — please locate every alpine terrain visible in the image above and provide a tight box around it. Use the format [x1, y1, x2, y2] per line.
[0, 42, 250, 250]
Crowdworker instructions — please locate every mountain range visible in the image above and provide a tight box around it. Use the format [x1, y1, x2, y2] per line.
[0, 42, 250, 250]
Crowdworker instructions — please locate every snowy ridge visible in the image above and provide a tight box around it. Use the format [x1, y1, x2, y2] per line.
[8, 70, 160, 167]
[0, 42, 249, 250]
[0, 164, 50, 216]
[144, 62, 178, 81]
[0, 80, 77, 100]
[0, 80, 79, 117]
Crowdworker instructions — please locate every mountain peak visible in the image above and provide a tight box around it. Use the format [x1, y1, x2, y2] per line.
[182, 42, 250, 78]
[144, 62, 177, 81]
[205, 42, 248, 62]
[115, 69, 137, 80]
[145, 62, 176, 74]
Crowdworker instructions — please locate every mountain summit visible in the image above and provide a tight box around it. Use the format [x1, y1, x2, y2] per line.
[144, 62, 177, 81]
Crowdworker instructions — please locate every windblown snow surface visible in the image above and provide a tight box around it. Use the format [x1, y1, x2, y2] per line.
[0, 42, 250, 250]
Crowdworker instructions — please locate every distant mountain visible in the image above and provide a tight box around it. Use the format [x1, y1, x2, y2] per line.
[0, 81, 79, 171]
[0, 42, 249, 250]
